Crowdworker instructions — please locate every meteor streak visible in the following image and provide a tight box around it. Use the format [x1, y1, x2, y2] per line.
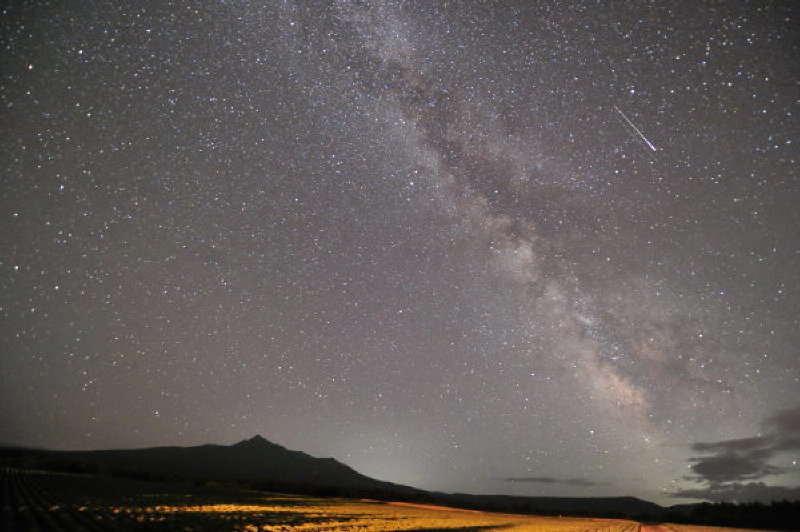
[613, 104, 658, 152]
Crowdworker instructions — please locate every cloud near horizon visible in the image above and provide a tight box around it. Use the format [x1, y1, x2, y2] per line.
[503, 476, 603, 487]
[687, 407, 800, 484]
[671, 482, 800, 503]
[675, 407, 800, 501]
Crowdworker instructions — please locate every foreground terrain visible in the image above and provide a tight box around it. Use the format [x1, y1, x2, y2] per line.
[641, 527, 771, 532]
[0, 468, 766, 531]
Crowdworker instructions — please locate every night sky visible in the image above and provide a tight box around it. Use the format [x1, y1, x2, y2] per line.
[1, 1, 798, 506]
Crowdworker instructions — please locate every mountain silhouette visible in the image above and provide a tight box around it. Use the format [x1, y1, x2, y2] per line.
[2, 436, 664, 518]
[48, 435, 413, 492]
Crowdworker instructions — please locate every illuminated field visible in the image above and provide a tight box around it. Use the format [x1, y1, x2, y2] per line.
[652, 526, 770, 532]
[0, 468, 765, 531]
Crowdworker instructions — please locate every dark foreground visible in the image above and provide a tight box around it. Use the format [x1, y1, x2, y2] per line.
[0, 466, 641, 531]
[2, 467, 780, 532]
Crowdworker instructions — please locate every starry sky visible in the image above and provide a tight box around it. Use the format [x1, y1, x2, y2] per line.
[1, 1, 798, 506]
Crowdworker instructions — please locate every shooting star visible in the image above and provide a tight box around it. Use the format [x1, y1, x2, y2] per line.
[613, 104, 658, 152]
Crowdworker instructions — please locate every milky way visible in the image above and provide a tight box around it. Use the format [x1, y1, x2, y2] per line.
[1, 1, 798, 505]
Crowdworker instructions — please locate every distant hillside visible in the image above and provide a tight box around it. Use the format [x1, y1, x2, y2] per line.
[435, 492, 663, 518]
[38, 435, 417, 494]
[0, 435, 666, 520]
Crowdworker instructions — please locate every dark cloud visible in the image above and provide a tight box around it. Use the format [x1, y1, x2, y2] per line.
[685, 407, 800, 489]
[692, 436, 767, 453]
[672, 482, 800, 503]
[504, 476, 558, 484]
[503, 477, 602, 487]
[688, 452, 784, 483]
